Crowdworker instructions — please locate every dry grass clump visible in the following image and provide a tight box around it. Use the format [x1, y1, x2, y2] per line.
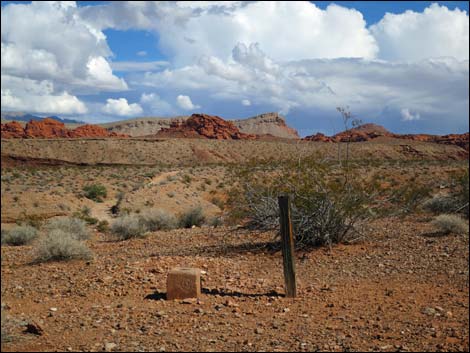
[431, 214, 468, 235]
[178, 207, 206, 228]
[139, 209, 177, 231]
[1, 225, 38, 246]
[110, 214, 147, 240]
[34, 229, 92, 263]
[46, 217, 90, 240]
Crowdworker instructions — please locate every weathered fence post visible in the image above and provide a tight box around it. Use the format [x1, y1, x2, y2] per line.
[278, 195, 296, 298]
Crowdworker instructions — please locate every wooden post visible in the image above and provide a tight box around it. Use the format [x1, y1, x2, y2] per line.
[278, 195, 296, 298]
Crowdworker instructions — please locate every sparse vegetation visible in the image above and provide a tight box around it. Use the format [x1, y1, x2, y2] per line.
[1, 225, 38, 246]
[423, 195, 459, 214]
[83, 184, 107, 202]
[431, 214, 468, 235]
[139, 209, 177, 231]
[46, 217, 91, 240]
[34, 229, 92, 263]
[229, 158, 375, 248]
[110, 214, 147, 240]
[178, 207, 206, 228]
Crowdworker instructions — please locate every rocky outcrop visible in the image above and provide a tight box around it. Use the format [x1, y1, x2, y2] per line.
[23, 118, 70, 138]
[68, 124, 126, 138]
[1, 121, 25, 138]
[233, 113, 299, 139]
[156, 114, 257, 140]
[1, 118, 128, 139]
[101, 112, 300, 139]
[101, 116, 189, 137]
[303, 123, 469, 151]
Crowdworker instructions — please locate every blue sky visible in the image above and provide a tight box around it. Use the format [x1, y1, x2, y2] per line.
[1, 1, 469, 135]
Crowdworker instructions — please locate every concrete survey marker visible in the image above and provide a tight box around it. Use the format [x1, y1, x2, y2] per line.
[166, 267, 201, 300]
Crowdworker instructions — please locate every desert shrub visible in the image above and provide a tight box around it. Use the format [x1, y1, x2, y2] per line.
[46, 217, 90, 240]
[96, 220, 109, 233]
[178, 207, 206, 228]
[34, 229, 92, 263]
[389, 184, 431, 215]
[451, 168, 469, 218]
[139, 209, 177, 231]
[431, 214, 468, 235]
[209, 216, 223, 228]
[422, 195, 460, 214]
[110, 214, 147, 240]
[73, 206, 99, 225]
[1, 225, 38, 246]
[228, 158, 374, 248]
[16, 213, 44, 229]
[83, 184, 107, 202]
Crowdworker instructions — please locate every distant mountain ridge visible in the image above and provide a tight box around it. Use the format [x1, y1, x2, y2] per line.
[1, 112, 84, 125]
[99, 112, 300, 139]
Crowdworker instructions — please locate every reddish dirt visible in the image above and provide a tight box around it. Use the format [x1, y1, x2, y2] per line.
[1, 216, 468, 352]
[156, 114, 258, 140]
[1, 118, 128, 139]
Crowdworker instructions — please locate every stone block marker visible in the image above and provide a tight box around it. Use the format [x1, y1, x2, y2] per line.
[166, 267, 201, 300]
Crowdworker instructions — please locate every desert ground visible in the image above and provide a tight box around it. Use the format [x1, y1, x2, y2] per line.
[1, 137, 469, 352]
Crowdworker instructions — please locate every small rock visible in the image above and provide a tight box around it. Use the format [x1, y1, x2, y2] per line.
[49, 307, 58, 312]
[422, 307, 436, 316]
[255, 327, 264, 334]
[104, 342, 117, 352]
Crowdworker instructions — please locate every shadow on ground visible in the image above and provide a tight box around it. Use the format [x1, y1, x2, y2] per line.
[144, 288, 284, 301]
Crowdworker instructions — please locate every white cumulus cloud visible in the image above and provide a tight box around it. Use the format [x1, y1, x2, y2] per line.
[241, 99, 251, 106]
[102, 98, 143, 116]
[176, 95, 201, 110]
[371, 3, 469, 61]
[1, 1, 127, 114]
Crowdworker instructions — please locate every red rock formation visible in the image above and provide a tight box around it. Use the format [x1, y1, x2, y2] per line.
[1, 121, 25, 138]
[156, 114, 257, 140]
[1, 118, 129, 139]
[69, 124, 127, 138]
[23, 118, 69, 138]
[303, 123, 469, 151]
[302, 133, 335, 143]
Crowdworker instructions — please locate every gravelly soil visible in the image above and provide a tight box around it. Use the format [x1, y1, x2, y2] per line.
[1, 215, 468, 352]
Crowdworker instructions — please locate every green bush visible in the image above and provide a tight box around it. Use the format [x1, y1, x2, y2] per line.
[228, 158, 373, 248]
[46, 217, 90, 240]
[96, 220, 109, 233]
[178, 207, 206, 228]
[34, 229, 92, 263]
[1, 225, 38, 246]
[83, 184, 107, 202]
[110, 215, 147, 240]
[139, 209, 177, 231]
[422, 195, 460, 214]
[431, 214, 468, 235]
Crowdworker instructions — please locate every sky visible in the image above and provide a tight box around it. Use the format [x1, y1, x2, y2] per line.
[1, 1, 469, 136]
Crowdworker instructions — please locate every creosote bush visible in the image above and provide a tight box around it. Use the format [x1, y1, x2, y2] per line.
[83, 184, 107, 202]
[1, 225, 38, 246]
[228, 158, 374, 248]
[34, 229, 92, 263]
[178, 207, 206, 228]
[431, 214, 468, 235]
[46, 217, 90, 240]
[110, 214, 147, 240]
